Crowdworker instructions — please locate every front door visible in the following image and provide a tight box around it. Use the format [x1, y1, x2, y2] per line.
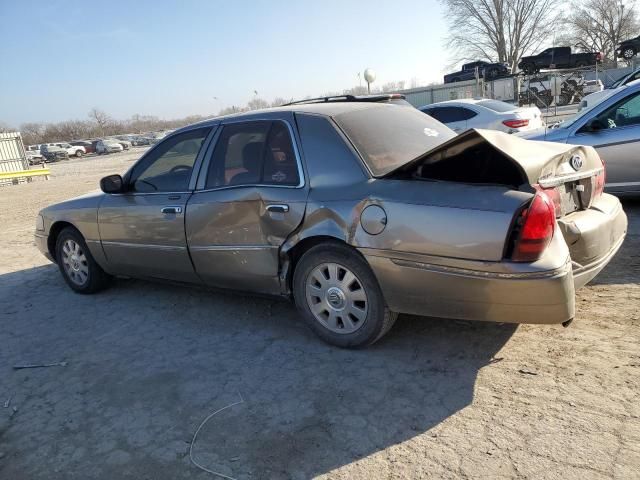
[186, 118, 307, 294]
[570, 90, 640, 194]
[98, 126, 213, 282]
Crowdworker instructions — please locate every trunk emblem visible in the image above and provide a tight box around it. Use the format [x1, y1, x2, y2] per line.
[570, 155, 583, 170]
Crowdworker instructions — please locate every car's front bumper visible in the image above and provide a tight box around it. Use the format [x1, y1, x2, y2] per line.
[35, 232, 54, 263]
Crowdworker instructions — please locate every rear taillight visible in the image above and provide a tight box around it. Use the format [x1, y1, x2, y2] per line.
[510, 193, 556, 262]
[593, 158, 606, 197]
[502, 119, 529, 129]
[533, 184, 562, 217]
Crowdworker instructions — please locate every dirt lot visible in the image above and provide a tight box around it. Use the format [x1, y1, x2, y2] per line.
[1, 150, 639, 479]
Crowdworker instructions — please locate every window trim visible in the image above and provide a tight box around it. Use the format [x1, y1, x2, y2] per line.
[117, 125, 216, 196]
[195, 118, 306, 192]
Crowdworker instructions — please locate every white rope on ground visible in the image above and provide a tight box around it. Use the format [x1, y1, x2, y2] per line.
[189, 392, 245, 480]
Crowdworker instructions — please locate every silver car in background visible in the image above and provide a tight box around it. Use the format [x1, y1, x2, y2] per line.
[520, 80, 640, 195]
[420, 98, 543, 134]
[96, 139, 124, 155]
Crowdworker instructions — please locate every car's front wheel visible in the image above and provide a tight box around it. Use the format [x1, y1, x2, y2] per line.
[293, 243, 397, 348]
[55, 227, 110, 293]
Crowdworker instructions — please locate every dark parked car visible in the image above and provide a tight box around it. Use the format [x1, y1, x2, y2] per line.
[71, 140, 96, 154]
[35, 97, 626, 347]
[41, 145, 69, 162]
[616, 35, 640, 60]
[444, 61, 510, 83]
[518, 47, 602, 74]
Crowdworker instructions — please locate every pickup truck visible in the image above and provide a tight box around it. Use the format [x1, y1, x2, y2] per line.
[518, 47, 602, 74]
[616, 35, 640, 60]
[444, 61, 510, 84]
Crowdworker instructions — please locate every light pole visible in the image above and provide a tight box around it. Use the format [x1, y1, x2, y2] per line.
[364, 68, 376, 94]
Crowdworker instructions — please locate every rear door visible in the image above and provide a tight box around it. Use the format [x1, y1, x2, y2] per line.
[569, 89, 640, 193]
[186, 115, 307, 294]
[98, 126, 214, 282]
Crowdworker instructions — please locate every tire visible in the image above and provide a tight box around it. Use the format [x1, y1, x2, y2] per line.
[75, 150, 83, 158]
[622, 47, 636, 60]
[55, 227, 110, 294]
[292, 242, 397, 348]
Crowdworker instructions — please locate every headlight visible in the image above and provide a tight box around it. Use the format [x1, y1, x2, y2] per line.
[36, 214, 45, 231]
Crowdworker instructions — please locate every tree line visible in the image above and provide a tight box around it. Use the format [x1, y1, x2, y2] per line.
[8, 80, 413, 146]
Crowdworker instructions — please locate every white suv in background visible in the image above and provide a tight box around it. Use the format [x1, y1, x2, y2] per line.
[56, 143, 86, 157]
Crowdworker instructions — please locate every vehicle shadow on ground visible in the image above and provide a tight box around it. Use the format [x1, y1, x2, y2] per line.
[1, 264, 517, 479]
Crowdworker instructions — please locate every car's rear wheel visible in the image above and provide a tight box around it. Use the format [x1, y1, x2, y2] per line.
[55, 227, 110, 294]
[622, 47, 636, 60]
[293, 243, 397, 348]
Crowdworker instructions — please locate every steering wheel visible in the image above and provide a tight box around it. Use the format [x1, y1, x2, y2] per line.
[169, 165, 192, 174]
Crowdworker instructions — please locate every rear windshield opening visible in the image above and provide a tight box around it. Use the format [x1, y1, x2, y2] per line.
[410, 142, 527, 187]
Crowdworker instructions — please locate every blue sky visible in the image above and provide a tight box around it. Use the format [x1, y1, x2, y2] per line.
[0, 0, 449, 125]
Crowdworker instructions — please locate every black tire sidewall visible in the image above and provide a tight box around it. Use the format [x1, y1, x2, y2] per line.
[293, 244, 390, 348]
[55, 227, 108, 294]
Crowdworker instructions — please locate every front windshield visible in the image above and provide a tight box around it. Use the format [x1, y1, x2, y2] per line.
[333, 104, 456, 176]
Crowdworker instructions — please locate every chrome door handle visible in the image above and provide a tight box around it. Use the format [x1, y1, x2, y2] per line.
[266, 204, 289, 213]
[161, 206, 182, 214]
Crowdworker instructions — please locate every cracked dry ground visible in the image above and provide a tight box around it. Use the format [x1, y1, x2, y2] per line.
[0, 152, 639, 479]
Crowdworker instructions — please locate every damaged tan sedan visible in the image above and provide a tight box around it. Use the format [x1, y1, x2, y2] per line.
[35, 96, 627, 347]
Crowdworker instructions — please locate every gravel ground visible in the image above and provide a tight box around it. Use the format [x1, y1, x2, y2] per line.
[0, 150, 639, 479]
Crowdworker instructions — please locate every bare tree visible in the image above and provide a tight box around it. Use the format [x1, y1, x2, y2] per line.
[87, 108, 111, 136]
[562, 0, 640, 64]
[246, 98, 270, 111]
[441, 0, 562, 72]
[0, 121, 14, 133]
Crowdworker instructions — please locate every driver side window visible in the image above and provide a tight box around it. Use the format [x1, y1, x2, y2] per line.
[130, 127, 210, 193]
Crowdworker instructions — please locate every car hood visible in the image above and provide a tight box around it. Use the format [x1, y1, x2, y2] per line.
[42, 190, 104, 213]
[384, 128, 598, 187]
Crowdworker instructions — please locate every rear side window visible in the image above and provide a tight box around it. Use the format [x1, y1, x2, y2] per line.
[205, 121, 300, 188]
[296, 113, 365, 186]
[423, 106, 476, 123]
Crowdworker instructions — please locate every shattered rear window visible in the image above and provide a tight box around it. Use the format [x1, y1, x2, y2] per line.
[333, 104, 456, 177]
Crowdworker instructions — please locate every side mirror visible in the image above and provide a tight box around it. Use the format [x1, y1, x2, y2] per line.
[586, 118, 605, 132]
[100, 174, 124, 194]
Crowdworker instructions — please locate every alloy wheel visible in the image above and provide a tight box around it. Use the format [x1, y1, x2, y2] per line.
[61, 239, 89, 286]
[305, 262, 368, 334]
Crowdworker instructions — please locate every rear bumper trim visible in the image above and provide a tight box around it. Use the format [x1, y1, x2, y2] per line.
[390, 257, 567, 280]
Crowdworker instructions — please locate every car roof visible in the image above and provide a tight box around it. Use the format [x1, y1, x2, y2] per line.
[185, 101, 400, 130]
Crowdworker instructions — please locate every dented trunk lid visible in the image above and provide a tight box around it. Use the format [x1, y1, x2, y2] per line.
[385, 128, 604, 217]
